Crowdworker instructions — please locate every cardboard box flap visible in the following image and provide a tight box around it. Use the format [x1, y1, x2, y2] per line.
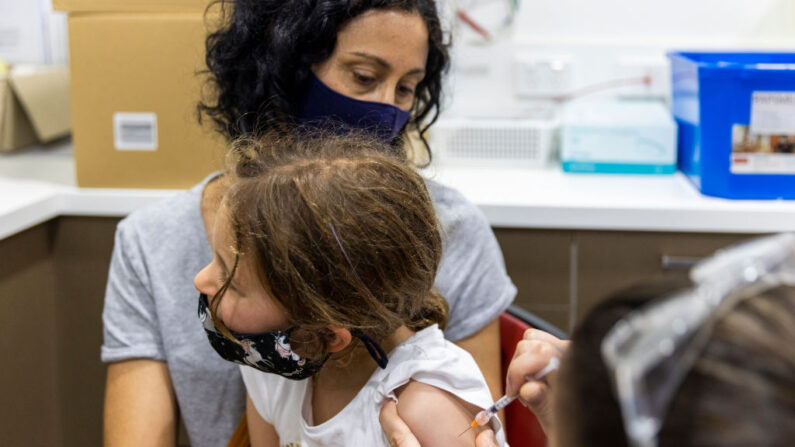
[9, 65, 71, 142]
[0, 75, 39, 151]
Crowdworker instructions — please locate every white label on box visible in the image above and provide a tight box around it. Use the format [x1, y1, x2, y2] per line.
[750, 92, 795, 135]
[731, 153, 795, 174]
[114, 112, 158, 151]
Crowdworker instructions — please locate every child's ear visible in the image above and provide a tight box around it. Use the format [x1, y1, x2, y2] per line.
[326, 327, 352, 353]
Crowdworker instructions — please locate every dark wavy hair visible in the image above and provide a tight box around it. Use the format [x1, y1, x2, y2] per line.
[556, 278, 795, 446]
[198, 0, 449, 159]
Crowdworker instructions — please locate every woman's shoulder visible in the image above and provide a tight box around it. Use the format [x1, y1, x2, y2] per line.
[424, 177, 516, 342]
[424, 178, 479, 217]
[117, 173, 217, 243]
[424, 178, 491, 238]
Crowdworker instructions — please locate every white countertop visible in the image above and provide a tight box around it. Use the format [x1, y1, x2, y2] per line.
[2, 139, 795, 241]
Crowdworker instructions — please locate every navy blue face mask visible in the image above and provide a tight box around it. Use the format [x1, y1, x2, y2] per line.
[198, 293, 389, 380]
[297, 74, 411, 143]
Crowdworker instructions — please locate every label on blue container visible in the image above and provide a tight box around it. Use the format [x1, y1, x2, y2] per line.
[750, 92, 795, 135]
[731, 92, 795, 174]
[731, 152, 795, 174]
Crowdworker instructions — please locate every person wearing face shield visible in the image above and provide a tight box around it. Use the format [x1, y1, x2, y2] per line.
[383, 233, 795, 446]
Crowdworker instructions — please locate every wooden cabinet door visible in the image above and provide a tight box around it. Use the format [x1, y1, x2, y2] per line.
[574, 231, 755, 326]
[493, 229, 573, 332]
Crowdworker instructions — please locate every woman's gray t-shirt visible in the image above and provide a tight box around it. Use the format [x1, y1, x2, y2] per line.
[100, 173, 516, 447]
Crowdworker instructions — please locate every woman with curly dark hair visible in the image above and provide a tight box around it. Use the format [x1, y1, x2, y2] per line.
[199, 0, 448, 153]
[101, 2, 516, 446]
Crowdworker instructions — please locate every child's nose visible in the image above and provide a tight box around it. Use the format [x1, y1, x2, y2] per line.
[193, 264, 217, 297]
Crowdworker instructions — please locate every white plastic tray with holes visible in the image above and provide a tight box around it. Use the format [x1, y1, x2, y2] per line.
[428, 117, 560, 168]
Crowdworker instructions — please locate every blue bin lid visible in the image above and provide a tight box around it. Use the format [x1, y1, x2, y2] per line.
[668, 51, 795, 71]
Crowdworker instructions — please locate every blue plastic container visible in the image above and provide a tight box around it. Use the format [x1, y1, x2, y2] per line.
[668, 52, 795, 199]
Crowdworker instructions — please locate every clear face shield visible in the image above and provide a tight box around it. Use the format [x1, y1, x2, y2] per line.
[601, 233, 795, 447]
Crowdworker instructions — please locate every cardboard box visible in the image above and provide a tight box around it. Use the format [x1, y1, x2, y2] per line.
[68, 12, 225, 188]
[52, 0, 210, 12]
[1, 65, 71, 151]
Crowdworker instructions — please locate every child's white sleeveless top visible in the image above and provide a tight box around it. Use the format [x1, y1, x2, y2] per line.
[240, 324, 507, 447]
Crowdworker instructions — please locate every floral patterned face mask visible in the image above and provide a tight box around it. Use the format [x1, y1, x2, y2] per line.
[198, 293, 329, 380]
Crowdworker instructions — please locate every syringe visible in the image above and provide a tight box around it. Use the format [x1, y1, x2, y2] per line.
[458, 357, 560, 437]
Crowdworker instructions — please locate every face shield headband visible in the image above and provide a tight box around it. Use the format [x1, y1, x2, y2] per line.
[601, 233, 795, 447]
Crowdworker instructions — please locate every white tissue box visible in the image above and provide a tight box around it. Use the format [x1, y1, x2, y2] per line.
[561, 100, 677, 174]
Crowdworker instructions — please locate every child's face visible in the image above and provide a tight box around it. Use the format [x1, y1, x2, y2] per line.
[194, 207, 290, 334]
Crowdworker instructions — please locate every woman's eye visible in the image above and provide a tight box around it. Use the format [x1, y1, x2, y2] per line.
[397, 85, 415, 97]
[353, 72, 376, 85]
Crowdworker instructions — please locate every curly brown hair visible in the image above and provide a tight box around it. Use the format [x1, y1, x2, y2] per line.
[210, 130, 448, 359]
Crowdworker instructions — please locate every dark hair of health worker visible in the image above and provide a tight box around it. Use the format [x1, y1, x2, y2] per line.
[555, 279, 795, 447]
[198, 0, 449, 155]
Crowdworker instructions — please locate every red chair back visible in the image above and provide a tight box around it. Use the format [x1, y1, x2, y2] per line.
[499, 311, 548, 447]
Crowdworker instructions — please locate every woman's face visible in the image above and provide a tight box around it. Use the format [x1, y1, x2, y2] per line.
[194, 205, 289, 334]
[312, 9, 429, 111]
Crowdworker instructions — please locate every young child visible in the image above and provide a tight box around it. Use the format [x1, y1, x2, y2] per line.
[193, 133, 506, 446]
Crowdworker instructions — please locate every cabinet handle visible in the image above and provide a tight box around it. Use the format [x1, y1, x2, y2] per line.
[661, 255, 702, 270]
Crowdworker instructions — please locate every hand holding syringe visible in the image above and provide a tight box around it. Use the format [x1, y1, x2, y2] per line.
[458, 357, 561, 437]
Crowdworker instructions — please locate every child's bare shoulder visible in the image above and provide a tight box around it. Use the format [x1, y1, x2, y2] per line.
[395, 380, 486, 446]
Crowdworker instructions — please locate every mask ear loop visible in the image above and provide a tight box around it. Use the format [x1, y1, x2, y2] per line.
[328, 221, 390, 369]
[350, 329, 389, 369]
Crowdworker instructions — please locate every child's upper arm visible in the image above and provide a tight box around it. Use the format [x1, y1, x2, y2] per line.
[246, 394, 280, 447]
[395, 380, 489, 446]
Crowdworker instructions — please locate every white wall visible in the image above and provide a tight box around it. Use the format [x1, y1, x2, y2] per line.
[513, 0, 795, 47]
[445, 0, 795, 118]
[0, 0, 68, 65]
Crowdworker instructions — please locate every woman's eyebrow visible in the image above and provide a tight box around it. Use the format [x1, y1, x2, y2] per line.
[350, 51, 425, 76]
[351, 51, 390, 68]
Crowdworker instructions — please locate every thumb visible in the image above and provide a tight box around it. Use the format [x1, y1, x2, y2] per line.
[475, 428, 500, 447]
[379, 400, 421, 447]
